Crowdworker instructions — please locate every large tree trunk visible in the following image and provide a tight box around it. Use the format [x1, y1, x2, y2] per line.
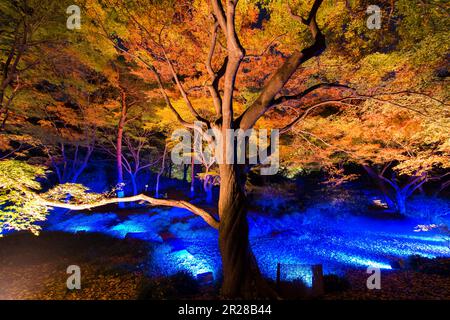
[218, 164, 275, 299]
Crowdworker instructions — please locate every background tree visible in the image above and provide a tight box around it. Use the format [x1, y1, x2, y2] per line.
[98, 60, 162, 195]
[0, 0, 71, 154]
[81, 0, 449, 297]
[0, 0, 448, 299]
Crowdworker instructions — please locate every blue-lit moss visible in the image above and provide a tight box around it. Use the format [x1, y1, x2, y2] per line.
[31, 202, 450, 283]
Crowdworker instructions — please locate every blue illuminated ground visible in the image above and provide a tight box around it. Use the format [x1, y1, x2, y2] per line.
[44, 204, 450, 286]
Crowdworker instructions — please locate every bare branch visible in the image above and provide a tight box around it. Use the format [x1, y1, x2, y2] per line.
[279, 98, 356, 134]
[273, 83, 351, 105]
[159, 37, 206, 122]
[237, 0, 326, 130]
[245, 32, 288, 59]
[147, 64, 200, 129]
[221, 0, 245, 130]
[88, 7, 199, 130]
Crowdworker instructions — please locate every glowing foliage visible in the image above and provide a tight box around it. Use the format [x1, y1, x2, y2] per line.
[0, 160, 110, 235]
[44, 183, 105, 204]
[0, 160, 47, 235]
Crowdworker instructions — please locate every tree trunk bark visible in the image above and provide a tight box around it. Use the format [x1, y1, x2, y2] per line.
[130, 173, 137, 196]
[204, 176, 213, 204]
[190, 152, 195, 196]
[168, 162, 173, 179]
[70, 146, 93, 184]
[117, 90, 127, 186]
[39, 193, 219, 229]
[155, 143, 168, 198]
[395, 190, 407, 215]
[183, 164, 188, 182]
[218, 164, 275, 299]
[155, 174, 160, 198]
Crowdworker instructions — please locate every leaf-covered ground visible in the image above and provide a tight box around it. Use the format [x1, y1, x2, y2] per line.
[41, 201, 450, 286]
[0, 232, 148, 300]
[323, 269, 450, 300]
[0, 230, 449, 300]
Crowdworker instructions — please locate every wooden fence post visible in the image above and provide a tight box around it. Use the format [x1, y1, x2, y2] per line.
[312, 264, 324, 297]
[276, 262, 281, 289]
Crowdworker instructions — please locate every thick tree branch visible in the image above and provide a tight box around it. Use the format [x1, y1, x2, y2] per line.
[38, 194, 219, 229]
[221, 0, 245, 131]
[211, 0, 227, 36]
[206, 17, 227, 116]
[405, 173, 428, 197]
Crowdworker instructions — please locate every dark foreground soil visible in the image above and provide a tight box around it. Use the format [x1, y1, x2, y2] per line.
[0, 232, 149, 299]
[323, 269, 450, 300]
[0, 232, 449, 300]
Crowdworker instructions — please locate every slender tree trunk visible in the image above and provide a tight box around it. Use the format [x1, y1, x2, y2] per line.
[394, 175, 426, 215]
[47, 152, 63, 184]
[155, 174, 160, 198]
[218, 164, 275, 298]
[183, 164, 188, 182]
[204, 176, 213, 204]
[395, 191, 407, 215]
[168, 162, 173, 179]
[117, 90, 127, 186]
[190, 152, 195, 196]
[130, 173, 138, 196]
[156, 143, 168, 198]
[1, 108, 9, 130]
